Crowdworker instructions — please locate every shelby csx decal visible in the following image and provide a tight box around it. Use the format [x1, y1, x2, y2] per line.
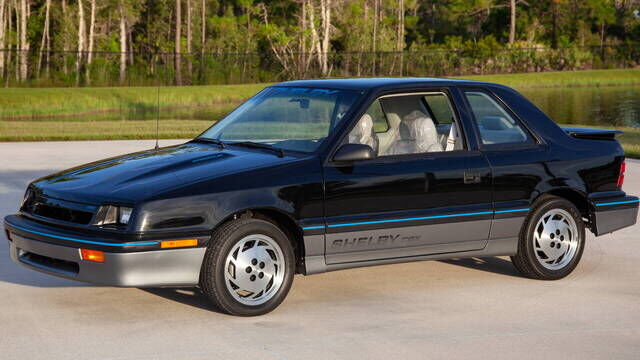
[331, 234, 421, 249]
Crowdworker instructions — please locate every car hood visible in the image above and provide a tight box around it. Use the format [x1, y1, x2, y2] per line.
[30, 143, 293, 204]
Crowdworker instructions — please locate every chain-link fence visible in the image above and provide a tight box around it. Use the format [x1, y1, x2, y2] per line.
[0, 43, 638, 87]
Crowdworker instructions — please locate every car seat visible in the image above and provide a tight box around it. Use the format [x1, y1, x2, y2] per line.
[377, 113, 402, 155]
[387, 110, 443, 155]
[348, 114, 379, 154]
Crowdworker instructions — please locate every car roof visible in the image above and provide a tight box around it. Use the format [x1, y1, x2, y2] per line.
[274, 77, 506, 92]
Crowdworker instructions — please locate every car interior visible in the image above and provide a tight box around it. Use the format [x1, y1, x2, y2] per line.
[347, 93, 463, 156]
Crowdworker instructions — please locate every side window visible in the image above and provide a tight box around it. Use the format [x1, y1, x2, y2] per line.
[464, 91, 534, 146]
[366, 100, 389, 133]
[423, 94, 454, 125]
[346, 92, 464, 157]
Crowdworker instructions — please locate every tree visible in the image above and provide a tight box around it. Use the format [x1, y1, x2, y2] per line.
[77, 0, 87, 85]
[0, 0, 6, 78]
[19, 0, 28, 81]
[509, 0, 516, 43]
[119, 1, 127, 84]
[36, 0, 51, 76]
[186, 0, 191, 78]
[0, 0, 637, 87]
[175, 0, 182, 85]
[61, 0, 69, 74]
[201, 0, 205, 55]
[307, 0, 332, 77]
[87, 0, 96, 65]
[588, 0, 616, 49]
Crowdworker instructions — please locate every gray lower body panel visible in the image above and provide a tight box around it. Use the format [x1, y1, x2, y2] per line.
[490, 216, 526, 239]
[303, 217, 524, 275]
[325, 219, 491, 265]
[594, 206, 638, 236]
[9, 233, 205, 287]
[324, 237, 517, 273]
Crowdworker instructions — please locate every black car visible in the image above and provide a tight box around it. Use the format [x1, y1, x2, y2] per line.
[4, 78, 638, 316]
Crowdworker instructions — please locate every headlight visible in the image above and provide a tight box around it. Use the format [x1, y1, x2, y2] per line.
[94, 205, 133, 226]
[119, 207, 133, 224]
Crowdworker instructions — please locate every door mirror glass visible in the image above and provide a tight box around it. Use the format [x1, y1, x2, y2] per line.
[333, 143, 376, 162]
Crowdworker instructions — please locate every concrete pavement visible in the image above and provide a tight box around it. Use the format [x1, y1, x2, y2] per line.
[1, 140, 639, 359]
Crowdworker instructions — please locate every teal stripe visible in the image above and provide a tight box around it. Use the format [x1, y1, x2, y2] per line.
[327, 211, 494, 228]
[302, 207, 529, 231]
[495, 208, 529, 214]
[301, 225, 325, 230]
[595, 199, 639, 206]
[9, 224, 158, 247]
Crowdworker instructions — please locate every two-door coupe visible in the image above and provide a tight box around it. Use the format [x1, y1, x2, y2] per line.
[4, 78, 638, 316]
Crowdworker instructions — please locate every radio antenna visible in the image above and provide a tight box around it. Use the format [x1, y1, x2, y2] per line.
[155, 86, 160, 151]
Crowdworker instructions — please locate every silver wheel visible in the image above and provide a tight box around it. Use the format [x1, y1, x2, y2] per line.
[532, 208, 580, 270]
[223, 234, 286, 306]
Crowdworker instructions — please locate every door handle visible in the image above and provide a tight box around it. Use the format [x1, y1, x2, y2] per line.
[464, 171, 481, 184]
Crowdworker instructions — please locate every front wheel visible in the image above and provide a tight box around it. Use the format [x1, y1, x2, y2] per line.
[511, 195, 585, 280]
[199, 217, 295, 316]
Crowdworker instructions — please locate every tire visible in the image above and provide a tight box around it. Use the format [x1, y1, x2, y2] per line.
[511, 195, 585, 280]
[199, 217, 295, 316]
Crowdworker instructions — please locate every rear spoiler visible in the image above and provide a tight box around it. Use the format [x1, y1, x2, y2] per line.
[561, 127, 623, 140]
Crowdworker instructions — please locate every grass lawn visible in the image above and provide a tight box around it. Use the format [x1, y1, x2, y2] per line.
[1, 69, 638, 120]
[0, 83, 268, 119]
[1, 68, 639, 157]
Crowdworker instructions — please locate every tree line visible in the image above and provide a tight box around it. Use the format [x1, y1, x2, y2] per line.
[0, 0, 638, 87]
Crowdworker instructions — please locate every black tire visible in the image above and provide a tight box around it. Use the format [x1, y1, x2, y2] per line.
[511, 195, 586, 280]
[199, 217, 295, 316]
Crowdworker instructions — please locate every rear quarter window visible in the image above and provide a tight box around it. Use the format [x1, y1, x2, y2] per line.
[464, 91, 534, 147]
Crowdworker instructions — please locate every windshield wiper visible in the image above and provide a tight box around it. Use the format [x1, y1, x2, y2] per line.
[192, 137, 226, 149]
[230, 141, 285, 158]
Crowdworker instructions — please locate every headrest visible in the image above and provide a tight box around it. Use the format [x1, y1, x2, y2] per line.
[399, 111, 433, 140]
[349, 114, 374, 144]
[386, 113, 402, 129]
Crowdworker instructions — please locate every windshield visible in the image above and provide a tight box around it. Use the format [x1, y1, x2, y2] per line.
[199, 87, 361, 153]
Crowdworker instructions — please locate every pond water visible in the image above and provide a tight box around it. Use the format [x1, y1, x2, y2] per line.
[176, 86, 640, 128]
[521, 86, 640, 127]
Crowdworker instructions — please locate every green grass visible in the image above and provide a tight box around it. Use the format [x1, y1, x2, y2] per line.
[1, 69, 638, 120]
[0, 83, 269, 119]
[1, 69, 639, 158]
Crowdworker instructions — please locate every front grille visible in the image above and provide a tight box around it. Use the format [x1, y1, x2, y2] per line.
[22, 195, 95, 225]
[32, 203, 93, 224]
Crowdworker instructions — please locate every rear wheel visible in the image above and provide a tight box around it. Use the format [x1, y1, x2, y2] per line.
[199, 217, 295, 316]
[511, 195, 585, 280]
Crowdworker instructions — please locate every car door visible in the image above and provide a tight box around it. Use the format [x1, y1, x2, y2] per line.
[459, 87, 549, 243]
[322, 89, 493, 265]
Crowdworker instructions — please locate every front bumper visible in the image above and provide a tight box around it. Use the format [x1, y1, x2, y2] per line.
[591, 194, 639, 236]
[4, 216, 206, 287]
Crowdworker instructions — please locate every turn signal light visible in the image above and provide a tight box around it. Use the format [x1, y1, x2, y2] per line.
[160, 239, 198, 249]
[80, 249, 105, 263]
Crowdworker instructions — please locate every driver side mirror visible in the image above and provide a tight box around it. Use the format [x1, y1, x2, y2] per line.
[333, 143, 376, 163]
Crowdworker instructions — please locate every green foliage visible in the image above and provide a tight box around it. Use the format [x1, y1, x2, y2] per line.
[0, 0, 638, 87]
